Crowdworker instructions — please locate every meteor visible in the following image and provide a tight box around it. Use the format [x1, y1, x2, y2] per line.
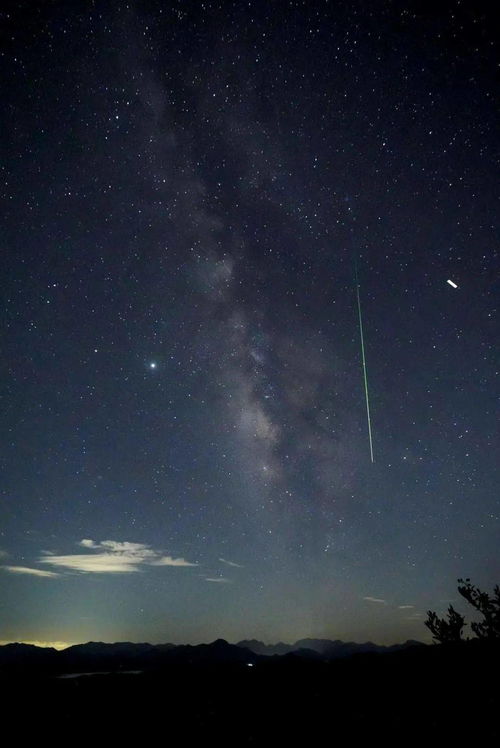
[355, 262, 374, 463]
[447, 279, 458, 288]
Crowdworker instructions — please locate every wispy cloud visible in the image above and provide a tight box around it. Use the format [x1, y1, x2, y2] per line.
[38, 539, 198, 574]
[2, 565, 59, 578]
[150, 556, 198, 567]
[219, 558, 244, 568]
[205, 577, 231, 583]
[363, 596, 387, 604]
[398, 604, 415, 609]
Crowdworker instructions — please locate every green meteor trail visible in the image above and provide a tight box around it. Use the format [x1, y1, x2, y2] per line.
[354, 262, 374, 463]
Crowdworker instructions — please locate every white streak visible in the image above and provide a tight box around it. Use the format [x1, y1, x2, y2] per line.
[2, 565, 60, 578]
[355, 271, 374, 463]
[447, 279, 458, 288]
[219, 558, 244, 568]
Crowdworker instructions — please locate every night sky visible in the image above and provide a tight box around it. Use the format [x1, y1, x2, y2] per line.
[1, 0, 498, 649]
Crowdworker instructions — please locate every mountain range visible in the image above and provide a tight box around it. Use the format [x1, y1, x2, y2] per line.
[0, 637, 423, 675]
[237, 638, 422, 657]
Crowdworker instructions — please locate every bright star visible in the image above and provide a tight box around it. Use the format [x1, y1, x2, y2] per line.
[149, 362, 157, 370]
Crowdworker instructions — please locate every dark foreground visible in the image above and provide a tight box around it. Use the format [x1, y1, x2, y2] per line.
[1, 640, 499, 743]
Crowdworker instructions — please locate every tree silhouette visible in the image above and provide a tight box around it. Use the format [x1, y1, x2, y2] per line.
[457, 578, 500, 639]
[425, 605, 466, 643]
[425, 579, 500, 643]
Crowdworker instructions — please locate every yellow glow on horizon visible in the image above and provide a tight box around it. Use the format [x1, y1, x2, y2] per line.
[0, 640, 75, 650]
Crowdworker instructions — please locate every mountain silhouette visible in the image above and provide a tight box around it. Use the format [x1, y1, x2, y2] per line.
[0, 638, 259, 674]
[236, 637, 422, 659]
[1, 638, 498, 742]
[0, 637, 425, 677]
[0, 643, 58, 668]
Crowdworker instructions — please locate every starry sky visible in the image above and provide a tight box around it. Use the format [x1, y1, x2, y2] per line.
[1, 0, 498, 649]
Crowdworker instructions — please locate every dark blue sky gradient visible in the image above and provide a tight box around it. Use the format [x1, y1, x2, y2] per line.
[1, 0, 498, 647]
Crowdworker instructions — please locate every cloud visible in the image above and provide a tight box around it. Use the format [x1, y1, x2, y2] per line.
[79, 539, 96, 548]
[205, 577, 231, 583]
[398, 604, 415, 609]
[79, 539, 155, 556]
[40, 553, 143, 573]
[150, 556, 198, 567]
[363, 596, 387, 604]
[219, 558, 244, 568]
[39, 539, 198, 574]
[2, 565, 59, 578]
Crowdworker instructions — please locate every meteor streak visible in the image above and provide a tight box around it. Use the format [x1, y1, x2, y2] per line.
[355, 262, 374, 463]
